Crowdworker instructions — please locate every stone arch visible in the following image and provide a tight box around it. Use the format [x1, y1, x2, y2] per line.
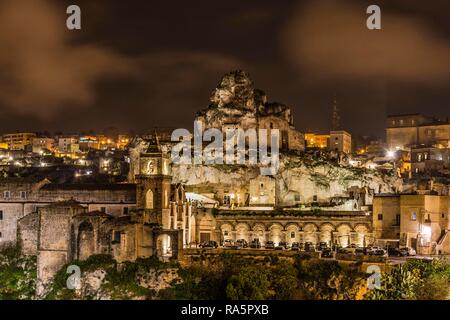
[220, 223, 233, 241]
[284, 222, 300, 230]
[235, 223, 250, 242]
[354, 224, 370, 247]
[268, 223, 283, 244]
[303, 223, 318, 244]
[319, 223, 335, 244]
[145, 189, 154, 209]
[336, 223, 352, 247]
[252, 223, 266, 244]
[156, 234, 172, 257]
[77, 221, 95, 261]
[285, 223, 300, 244]
[153, 229, 180, 260]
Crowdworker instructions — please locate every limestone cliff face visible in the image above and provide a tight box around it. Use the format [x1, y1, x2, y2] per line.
[170, 154, 402, 205]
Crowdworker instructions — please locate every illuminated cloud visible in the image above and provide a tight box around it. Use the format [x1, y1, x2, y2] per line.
[0, 0, 136, 119]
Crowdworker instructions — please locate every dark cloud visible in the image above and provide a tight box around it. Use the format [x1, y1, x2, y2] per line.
[283, 0, 450, 85]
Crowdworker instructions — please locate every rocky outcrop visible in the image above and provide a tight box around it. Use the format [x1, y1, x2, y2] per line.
[170, 153, 402, 205]
[195, 70, 294, 129]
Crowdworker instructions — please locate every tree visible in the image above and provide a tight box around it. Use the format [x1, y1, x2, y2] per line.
[269, 261, 298, 300]
[295, 259, 367, 300]
[226, 266, 273, 300]
[368, 265, 423, 300]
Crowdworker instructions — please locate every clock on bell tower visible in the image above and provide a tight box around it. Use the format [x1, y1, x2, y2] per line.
[135, 134, 172, 227]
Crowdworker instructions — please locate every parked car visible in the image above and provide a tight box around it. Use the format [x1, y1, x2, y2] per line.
[321, 248, 334, 258]
[368, 246, 382, 255]
[337, 247, 347, 254]
[372, 249, 388, 257]
[278, 241, 289, 249]
[223, 239, 234, 247]
[291, 242, 300, 251]
[343, 247, 357, 255]
[265, 241, 275, 249]
[388, 247, 407, 257]
[304, 242, 315, 252]
[318, 242, 329, 251]
[199, 240, 218, 248]
[400, 247, 416, 256]
[249, 238, 261, 249]
[235, 239, 248, 248]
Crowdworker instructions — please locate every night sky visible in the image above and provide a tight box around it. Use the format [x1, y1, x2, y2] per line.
[0, 0, 449, 138]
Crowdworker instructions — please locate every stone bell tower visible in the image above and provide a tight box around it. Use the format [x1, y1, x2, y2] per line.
[135, 134, 172, 228]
